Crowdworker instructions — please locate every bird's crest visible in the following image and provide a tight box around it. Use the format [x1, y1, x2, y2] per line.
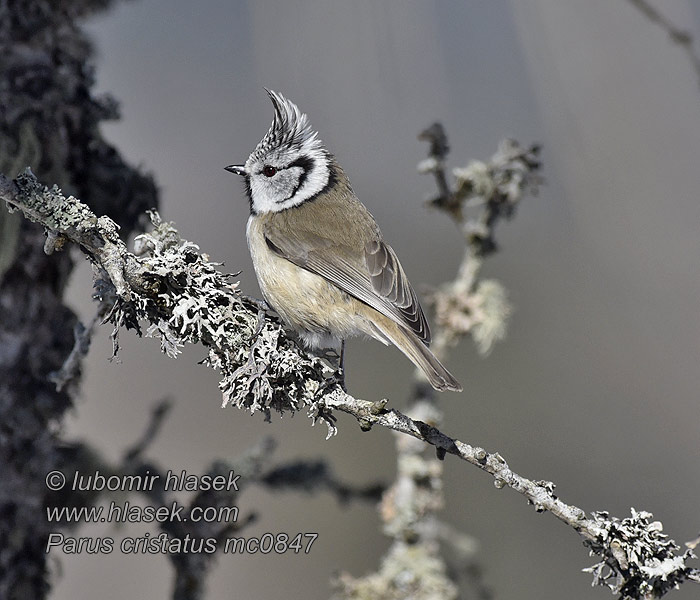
[249, 89, 325, 163]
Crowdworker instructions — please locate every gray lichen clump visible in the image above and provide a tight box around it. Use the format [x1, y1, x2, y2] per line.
[418, 135, 542, 357]
[104, 212, 340, 435]
[5, 125, 699, 597]
[334, 541, 459, 600]
[584, 508, 699, 598]
[1, 1, 158, 596]
[10, 169, 110, 240]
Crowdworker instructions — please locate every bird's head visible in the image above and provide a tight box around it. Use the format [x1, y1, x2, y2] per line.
[226, 90, 333, 214]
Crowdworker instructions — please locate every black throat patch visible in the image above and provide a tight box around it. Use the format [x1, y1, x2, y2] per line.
[244, 175, 255, 214]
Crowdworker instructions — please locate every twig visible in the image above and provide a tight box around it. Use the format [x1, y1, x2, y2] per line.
[340, 129, 542, 599]
[48, 309, 103, 392]
[418, 123, 459, 218]
[323, 390, 599, 538]
[3, 166, 698, 598]
[420, 130, 541, 356]
[260, 460, 384, 504]
[626, 0, 700, 88]
[123, 398, 173, 465]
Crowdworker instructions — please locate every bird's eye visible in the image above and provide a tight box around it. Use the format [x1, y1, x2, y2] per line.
[262, 165, 277, 177]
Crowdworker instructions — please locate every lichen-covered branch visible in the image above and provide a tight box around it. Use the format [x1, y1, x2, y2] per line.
[324, 391, 700, 598]
[0, 2, 159, 596]
[334, 393, 461, 600]
[420, 126, 542, 357]
[336, 129, 542, 599]
[323, 391, 596, 533]
[1, 168, 341, 435]
[60, 400, 381, 600]
[3, 164, 698, 598]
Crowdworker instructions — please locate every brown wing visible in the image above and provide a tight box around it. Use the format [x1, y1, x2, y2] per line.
[263, 224, 431, 344]
[364, 239, 430, 343]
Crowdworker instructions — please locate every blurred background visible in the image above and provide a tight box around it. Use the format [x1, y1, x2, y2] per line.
[48, 0, 700, 598]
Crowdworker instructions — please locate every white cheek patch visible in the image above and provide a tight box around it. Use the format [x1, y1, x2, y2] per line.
[249, 177, 278, 214]
[250, 157, 330, 213]
[292, 163, 329, 205]
[243, 92, 336, 214]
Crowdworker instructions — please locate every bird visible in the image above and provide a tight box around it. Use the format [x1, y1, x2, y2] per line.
[225, 90, 462, 392]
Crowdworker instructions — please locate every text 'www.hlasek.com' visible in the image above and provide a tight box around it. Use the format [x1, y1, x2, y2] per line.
[44, 469, 319, 555]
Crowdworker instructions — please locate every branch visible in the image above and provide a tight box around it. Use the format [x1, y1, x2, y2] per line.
[47, 310, 103, 392]
[336, 129, 542, 599]
[3, 167, 697, 599]
[625, 0, 700, 89]
[260, 459, 384, 504]
[324, 391, 596, 535]
[1, 168, 340, 432]
[420, 128, 542, 356]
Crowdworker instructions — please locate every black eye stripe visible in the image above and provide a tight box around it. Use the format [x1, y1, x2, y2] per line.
[260, 157, 313, 176]
[287, 156, 314, 201]
[288, 156, 315, 173]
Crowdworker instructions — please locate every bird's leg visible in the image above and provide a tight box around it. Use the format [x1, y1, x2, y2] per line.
[339, 339, 345, 369]
[338, 339, 346, 388]
[316, 340, 347, 395]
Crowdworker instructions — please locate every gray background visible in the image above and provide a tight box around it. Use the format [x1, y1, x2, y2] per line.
[52, 1, 700, 598]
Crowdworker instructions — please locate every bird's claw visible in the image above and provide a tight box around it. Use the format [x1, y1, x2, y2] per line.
[316, 368, 347, 398]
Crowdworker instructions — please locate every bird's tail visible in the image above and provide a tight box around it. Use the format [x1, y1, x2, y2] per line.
[374, 319, 462, 392]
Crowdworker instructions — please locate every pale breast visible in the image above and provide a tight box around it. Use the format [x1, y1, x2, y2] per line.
[246, 215, 382, 348]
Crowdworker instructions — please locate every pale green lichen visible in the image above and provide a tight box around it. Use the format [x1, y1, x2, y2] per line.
[453, 140, 542, 210]
[334, 542, 458, 600]
[420, 138, 540, 355]
[583, 508, 698, 598]
[5, 173, 340, 435]
[450, 139, 542, 256]
[471, 279, 511, 356]
[106, 212, 339, 436]
[13, 168, 100, 232]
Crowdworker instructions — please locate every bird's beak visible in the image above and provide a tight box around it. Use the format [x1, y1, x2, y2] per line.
[224, 164, 247, 176]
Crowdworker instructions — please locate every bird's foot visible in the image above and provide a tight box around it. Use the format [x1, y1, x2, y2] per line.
[317, 344, 347, 394]
[315, 368, 347, 398]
